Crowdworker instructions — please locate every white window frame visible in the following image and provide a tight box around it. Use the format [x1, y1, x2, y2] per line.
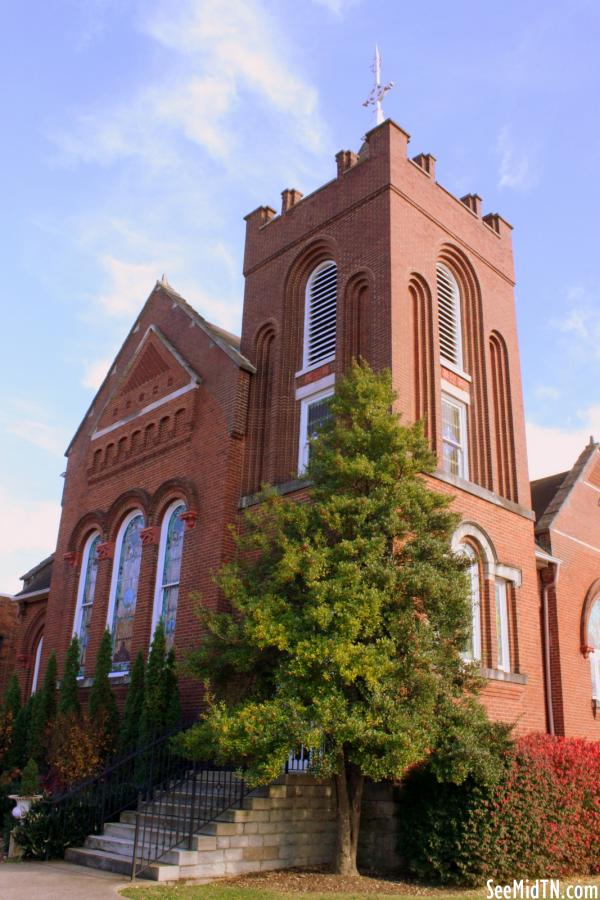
[591, 652, 600, 701]
[461, 545, 482, 663]
[495, 578, 510, 673]
[72, 531, 100, 669]
[441, 393, 469, 480]
[436, 263, 463, 370]
[106, 508, 145, 676]
[150, 500, 187, 642]
[298, 386, 335, 474]
[31, 635, 43, 695]
[302, 260, 337, 373]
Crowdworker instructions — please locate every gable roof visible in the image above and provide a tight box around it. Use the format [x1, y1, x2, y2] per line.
[66, 279, 255, 457]
[15, 553, 54, 598]
[532, 439, 599, 536]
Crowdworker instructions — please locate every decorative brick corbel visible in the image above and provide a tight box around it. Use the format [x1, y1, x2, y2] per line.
[96, 541, 115, 561]
[581, 644, 595, 660]
[140, 525, 160, 546]
[17, 654, 30, 668]
[179, 510, 198, 531]
[63, 551, 80, 568]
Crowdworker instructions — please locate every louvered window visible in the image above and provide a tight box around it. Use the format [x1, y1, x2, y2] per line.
[436, 263, 462, 368]
[304, 261, 337, 369]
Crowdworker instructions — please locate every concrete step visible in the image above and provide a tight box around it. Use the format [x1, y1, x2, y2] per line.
[65, 845, 179, 881]
[85, 832, 200, 867]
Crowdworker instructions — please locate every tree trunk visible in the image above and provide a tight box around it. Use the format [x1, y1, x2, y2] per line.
[332, 748, 364, 875]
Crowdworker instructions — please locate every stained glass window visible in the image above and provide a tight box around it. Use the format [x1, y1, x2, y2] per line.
[75, 533, 100, 675]
[462, 545, 481, 662]
[155, 503, 186, 650]
[110, 512, 145, 672]
[588, 599, 600, 700]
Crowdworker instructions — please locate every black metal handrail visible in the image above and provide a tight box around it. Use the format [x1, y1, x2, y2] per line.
[130, 758, 250, 879]
[44, 727, 186, 859]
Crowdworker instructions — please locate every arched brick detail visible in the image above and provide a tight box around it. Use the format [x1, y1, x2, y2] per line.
[151, 478, 199, 524]
[452, 523, 499, 669]
[106, 489, 151, 539]
[581, 578, 600, 654]
[438, 245, 492, 491]
[245, 321, 277, 493]
[489, 330, 518, 502]
[409, 273, 436, 450]
[66, 510, 107, 551]
[342, 269, 374, 370]
[277, 236, 339, 481]
[17, 607, 46, 695]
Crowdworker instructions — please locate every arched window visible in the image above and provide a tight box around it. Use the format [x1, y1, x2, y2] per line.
[73, 532, 100, 675]
[31, 634, 43, 695]
[462, 545, 482, 662]
[436, 263, 463, 370]
[303, 261, 337, 370]
[151, 502, 187, 650]
[588, 598, 600, 700]
[107, 511, 145, 673]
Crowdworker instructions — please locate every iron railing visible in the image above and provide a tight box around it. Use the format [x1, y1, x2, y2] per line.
[130, 760, 249, 878]
[44, 727, 185, 859]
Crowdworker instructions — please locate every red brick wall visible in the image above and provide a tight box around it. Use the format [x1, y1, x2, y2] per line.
[542, 448, 600, 738]
[0, 597, 19, 696]
[38, 286, 249, 717]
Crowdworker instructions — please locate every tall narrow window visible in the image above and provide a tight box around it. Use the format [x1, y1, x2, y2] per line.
[31, 635, 43, 695]
[436, 263, 463, 369]
[303, 261, 337, 370]
[442, 394, 468, 479]
[107, 511, 145, 673]
[73, 532, 100, 675]
[298, 388, 334, 473]
[152, 502, 187, 650]
[495, 579, 510, 672]
[463, 545, 482, 662]
[588, 598, 600, 700]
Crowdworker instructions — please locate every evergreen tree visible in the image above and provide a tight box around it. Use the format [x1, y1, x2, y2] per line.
[140, 621, 167, 743]
[163, 649, 181, 732]
[2, 673, 22, 769]
[59, 636, 81, 718]
[120, 651, 145, 751]
[28, 652, 57, 765]
[89, 630, 119, 754]
[10, 694, 33, 770]
[182, 361, 494, 875]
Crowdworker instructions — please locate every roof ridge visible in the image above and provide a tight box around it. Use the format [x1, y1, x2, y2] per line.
[535, 442, 599, 535]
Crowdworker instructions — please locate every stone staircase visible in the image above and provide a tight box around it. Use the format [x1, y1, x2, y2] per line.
[65, 773, 337, 881]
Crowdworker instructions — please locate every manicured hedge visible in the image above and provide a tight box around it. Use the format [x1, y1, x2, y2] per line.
[399, 734, 600, 885]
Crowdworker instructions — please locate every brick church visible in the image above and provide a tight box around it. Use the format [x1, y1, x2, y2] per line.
[9, 118, 600, 740]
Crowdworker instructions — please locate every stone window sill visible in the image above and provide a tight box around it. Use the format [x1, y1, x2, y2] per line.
[77, 673, 131, 688]
[482, 667, 527, 685]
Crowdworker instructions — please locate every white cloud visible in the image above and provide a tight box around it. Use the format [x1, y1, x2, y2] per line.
[82, 357, 112, 390]
[0, 486, 61, 594]
[97, 255, 157, 317]
[311, 0, 357, 14]
[6, 420, 67, 457]
[535, 385, 561, 400]
[52, 0, 325, 170]
[497, 126, 537, 191]
[526, 406, 600, 479]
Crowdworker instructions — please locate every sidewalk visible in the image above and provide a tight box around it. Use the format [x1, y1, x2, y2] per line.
[0, 859, 128, 899]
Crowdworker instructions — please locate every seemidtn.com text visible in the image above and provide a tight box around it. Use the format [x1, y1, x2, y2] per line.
[487, 881, 598, 900]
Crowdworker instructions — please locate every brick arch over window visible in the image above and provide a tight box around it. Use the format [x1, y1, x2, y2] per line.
[18, 608, 46, 695]
[489, 330, 518, 502]
[581, 578, 600, 655]
[106, 489, 151, 539]
[277, 236, 339, 482]
[342, 269, 374, 370]
[409, 273, 436, 450]
[452, 522, 498, 668]
[151, 477, 199, 524]
[438, 245, 492, 491]
[245, 321, 277, 494]
[66, 510, 107, 554]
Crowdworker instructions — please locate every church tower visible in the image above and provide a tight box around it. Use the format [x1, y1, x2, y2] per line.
[240, 118, 546, 733]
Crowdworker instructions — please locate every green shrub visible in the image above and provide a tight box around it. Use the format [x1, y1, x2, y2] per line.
[20, 758, 40, 795]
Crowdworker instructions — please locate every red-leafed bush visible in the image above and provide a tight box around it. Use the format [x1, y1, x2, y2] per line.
[399, 734, 600, 885]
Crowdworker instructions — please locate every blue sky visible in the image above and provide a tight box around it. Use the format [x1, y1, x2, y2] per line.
[1, 0, 599, 592]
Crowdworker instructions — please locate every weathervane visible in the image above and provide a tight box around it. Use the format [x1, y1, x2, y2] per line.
[363, 45, 394, 126]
